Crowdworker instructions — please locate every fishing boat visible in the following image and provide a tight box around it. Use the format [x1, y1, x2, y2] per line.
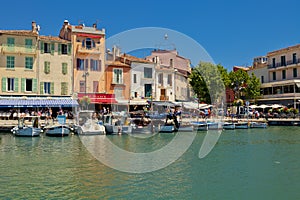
[234, 122, 249, 129]
[190, 121, 208, 131]
[76, 110, 105, 135]
[207, 121, 223, 130]
[103, 113, 132, 135]
[158, 112, 179, 133]
[11, 116, 41, 137]
[223, 122, 235, 130]
[45, 115, 70, 137]
[250, 122, 268, 128]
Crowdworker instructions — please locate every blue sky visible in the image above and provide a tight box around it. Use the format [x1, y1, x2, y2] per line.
[1, 0, 299, 69]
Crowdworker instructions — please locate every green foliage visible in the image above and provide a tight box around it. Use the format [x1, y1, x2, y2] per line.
[79, 96, 91, 109]
[246, 73, 261, 102]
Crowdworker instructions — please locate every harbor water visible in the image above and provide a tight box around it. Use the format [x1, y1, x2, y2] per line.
[0, 127, 300, 199]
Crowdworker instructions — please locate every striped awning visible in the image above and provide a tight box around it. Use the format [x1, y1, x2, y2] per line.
[0, 98, 79, 107]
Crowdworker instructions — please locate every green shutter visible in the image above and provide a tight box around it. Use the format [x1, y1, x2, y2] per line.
[32, 79, 37, 92]
[50, 82, 54, 94]
[14, 78, 19, 92]
[58, 44, 61, 55]
[62, 63, 67, 75]
[51, 43, 55, 55]
[2, 77, 6, 92]
[21, 78, 25, 92]
[40, 82, 44, 94]
[61, 82, 68, 95]
[47, 62, 50, 73]
[40, 41, 44, 54]
[67, 44, 71, 55]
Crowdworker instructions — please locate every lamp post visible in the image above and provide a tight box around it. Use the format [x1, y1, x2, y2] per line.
[82, 71, 89, 109]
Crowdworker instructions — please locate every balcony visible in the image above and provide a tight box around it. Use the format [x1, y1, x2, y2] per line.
[77, 45, 102, 54]
[268, 58, 300, 69]
[0, 44, 36, 55]
[160, 95, 169, 101]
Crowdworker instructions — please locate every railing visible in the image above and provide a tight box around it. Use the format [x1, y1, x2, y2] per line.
[1, 44, 36, 54]
[268, 58, 300, 68]
[160, 95, 169, 101]
[77, 45, 102, 54]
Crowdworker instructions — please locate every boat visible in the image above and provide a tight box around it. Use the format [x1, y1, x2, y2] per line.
[103, 112, 132, 135]
[223, 122, 235, 130]
[11, 116, 41, 137]
[207, 121, 223, 130]
[234, 122, 249, 129]
[45, 115, 70, 137]
[250, 122, 268, 128]
[158, 112, 179, 133]
[190, 121, 208, 131]
[76, 110, 106, 135]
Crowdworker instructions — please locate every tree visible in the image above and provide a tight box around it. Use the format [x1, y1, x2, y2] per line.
[189, 62, 226, 105]
[228, 69, 250, 99]
[246, 73, 261, 102]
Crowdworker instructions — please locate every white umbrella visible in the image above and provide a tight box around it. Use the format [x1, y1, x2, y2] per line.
[249, 105, 258, 109]
[271, 104, 284, 108]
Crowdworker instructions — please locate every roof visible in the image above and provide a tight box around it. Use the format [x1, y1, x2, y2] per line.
[71, 25, 105, 35]
[39, 35, 70, 43]
[106, 60, 130, 67]
[0, 30, 38, 37]
[233, 66, 250, 71]
[121, 53, 153, 63]
[267, 43, 300, 56]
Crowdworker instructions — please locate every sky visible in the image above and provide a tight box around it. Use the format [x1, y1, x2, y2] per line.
[1, 0, 300, 70]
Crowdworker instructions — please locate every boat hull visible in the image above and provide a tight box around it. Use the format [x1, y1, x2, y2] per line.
[12, 127, 41, 137]
[45, 126, 70, 137]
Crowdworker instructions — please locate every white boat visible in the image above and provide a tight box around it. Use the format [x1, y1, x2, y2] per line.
[103, 113, 132, 135]
[11, 117, 41, 137]
[207, 122, 223, 130]
[45, 115, 70, 137]
[250, 122, 268, 128]
[190, 121, 208, 131]
[76, 110, 105, 135]
[223, 122, 235, 130]
[234, 122, 249, 129]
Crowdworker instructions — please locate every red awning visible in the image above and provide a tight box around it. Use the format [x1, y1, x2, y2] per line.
[77, 33, 102, 39]
[78, 93, 117, 104]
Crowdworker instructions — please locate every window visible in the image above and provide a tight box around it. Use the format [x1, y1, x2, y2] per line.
[25, 79, 33, 92]
[7, 37, 15, 47]
[61, 82, 68, 95]
[261, 76, 264, 84]
[158, 73, 163, 85]
[281, 56, 286, 66]
[77, 59, 85, 70]
[62, 63, 68, 75]
[170, 59, 174, 67]
[43, 42, 51, 53]
[7, 78, 15, 91]
[167, 74, 172, 86]
[144, 67, 152, 78]
[90, 59, 99, 71]
[93, 81, 98, 93]
[144, 84, 152, 98]
[114, 87, 123, 99]
[80, 81, 85, 93]
[25, 39, 32, 48]
[44, 61, 50, 74]
[272, 72, 276, 81]
[44, 82, 51, 94]
[82, 38, 95, 49]
[133, 74, 137, 83]
[113, 68, 123, 84]
[6, 56, 15, 69]
[293, 68, 297, 77]
[61, 44, 68, 54]
[25, 57, 33, 69]
[282, 70, 286, 79]
[293, 53, 297, 64]
[272, 58, 276, 68]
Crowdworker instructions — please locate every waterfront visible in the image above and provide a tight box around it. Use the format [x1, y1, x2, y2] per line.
[1, 127, 300, 199]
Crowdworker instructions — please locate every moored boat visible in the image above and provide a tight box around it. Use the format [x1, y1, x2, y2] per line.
[76, 110, 106, 135]
[11, 116, 41, 137]
[45, 115, 70, 137]
[250, 122, 268, 128]
[234, 122, 249, 129]
[223, 122, 235, 130]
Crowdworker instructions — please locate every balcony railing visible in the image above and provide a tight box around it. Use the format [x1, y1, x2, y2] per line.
[1, 44, 36, 54]
[160, 95, 169, 101]
[77, 45, 102, 54]
[268, 58, 300, 68]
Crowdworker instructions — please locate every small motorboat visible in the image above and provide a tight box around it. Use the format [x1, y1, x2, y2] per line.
[76, 110, 105, 135]
[250, 122, 267, 128]
[45, 115, 70, 137]
[11, 116, 41, 137]
[223, 122, 235, 130]
[234, 122, 249, 129]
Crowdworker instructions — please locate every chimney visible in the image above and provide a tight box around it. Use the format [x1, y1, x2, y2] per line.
[64, 20, 69, 26]
[32, 21, 37, 33]
[93, 23, 97, 29]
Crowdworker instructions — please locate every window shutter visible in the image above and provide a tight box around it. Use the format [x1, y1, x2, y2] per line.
[40, 82, 44, 94]
[62, 63, 67, 75]
[32, 79, 37, 92]
[51, 43, 55, 55]
[2, 77, 6, 92]
[67, 44, 71, 55]
[47, 62, 50, 73]
[50, 82, 54, 94]
[44, 61, 47, 74]
[58, 44, 61, 55]
[85, 59, 89, 70]
[40, 41, 44, 54]
[61, 82, 68, 95]
[14, 78, 19, 92]
[21, 78, 25, 92]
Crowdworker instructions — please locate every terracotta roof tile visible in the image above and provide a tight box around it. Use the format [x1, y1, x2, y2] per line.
[39, 35, 69, 43]
[121, 53, 153, 63]
[0, 30, 38, 36]
[106, 60, 130, 67]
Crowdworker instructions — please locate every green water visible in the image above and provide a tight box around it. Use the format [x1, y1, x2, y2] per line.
[0, 127, 300, 199]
